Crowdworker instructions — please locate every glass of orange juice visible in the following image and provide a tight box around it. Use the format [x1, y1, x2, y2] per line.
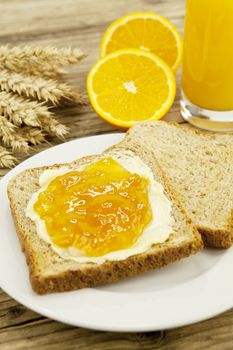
[181, 0, 233, 131]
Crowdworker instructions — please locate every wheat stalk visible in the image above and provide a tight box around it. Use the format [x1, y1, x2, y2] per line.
[0, 69, 83, 105]
[0, 91, 53, 127]
[0, 45, 85, 168]
[0, 46, 85, 77]
[0, 145, 17, 168]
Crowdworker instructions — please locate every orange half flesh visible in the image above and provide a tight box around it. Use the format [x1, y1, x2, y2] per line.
[87, 49, 176, 128]
[100, 12, 183, 71]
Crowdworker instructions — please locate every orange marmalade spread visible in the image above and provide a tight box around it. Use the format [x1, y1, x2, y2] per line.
[34, 158, 152, 257]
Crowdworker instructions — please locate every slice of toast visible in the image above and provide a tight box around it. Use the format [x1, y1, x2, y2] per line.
[123, 121, 233, 248]
[7, 143, 202, 294]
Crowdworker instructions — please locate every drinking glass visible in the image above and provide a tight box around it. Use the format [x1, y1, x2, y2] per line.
[181, 0, 233, 131]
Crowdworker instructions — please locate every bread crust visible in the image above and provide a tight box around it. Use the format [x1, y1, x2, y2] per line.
[32, 241, 201, 294]
[7, 145, 203, 294]
[198, 210, 233, 248]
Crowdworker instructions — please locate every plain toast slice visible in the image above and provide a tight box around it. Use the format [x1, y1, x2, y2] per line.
[123, 121, 233, 248]
[7, 143, 202, 294]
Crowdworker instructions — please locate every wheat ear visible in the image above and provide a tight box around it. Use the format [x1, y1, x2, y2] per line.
[0, 115, 16, 135]
[0, 115, 29, 152]
[0, 69, 83, 105]
[0, 145, 17, 168]
[19, 127, 46, 145]
[0, 46, 85, 77]
[39, 115, 69, 139]
[0, 91, 52, 127]
[2, 132, 30, 153]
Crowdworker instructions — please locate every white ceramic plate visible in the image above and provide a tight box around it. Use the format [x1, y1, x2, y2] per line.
[0, 133, 233, 332]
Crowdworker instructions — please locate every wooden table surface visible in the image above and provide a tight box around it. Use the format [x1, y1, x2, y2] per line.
[0, 0, 232, 349]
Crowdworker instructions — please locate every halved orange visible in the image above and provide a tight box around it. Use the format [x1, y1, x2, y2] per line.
[87, 49, 176, 128]
[100, 12, 183, 71]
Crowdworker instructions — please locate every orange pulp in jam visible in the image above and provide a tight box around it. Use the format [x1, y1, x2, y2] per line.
[34, 158, 152, 257]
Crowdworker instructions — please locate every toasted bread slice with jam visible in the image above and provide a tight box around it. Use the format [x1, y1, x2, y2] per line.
[7, 143, 202, 294]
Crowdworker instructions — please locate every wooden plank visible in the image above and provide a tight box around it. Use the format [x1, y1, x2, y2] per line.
[0, 310, 233, 350]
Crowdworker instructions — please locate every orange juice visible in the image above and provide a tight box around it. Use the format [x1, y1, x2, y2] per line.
[182, 0, 233, 111]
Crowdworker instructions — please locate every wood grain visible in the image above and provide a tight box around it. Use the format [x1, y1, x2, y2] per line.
[0, 0, 232, 349]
